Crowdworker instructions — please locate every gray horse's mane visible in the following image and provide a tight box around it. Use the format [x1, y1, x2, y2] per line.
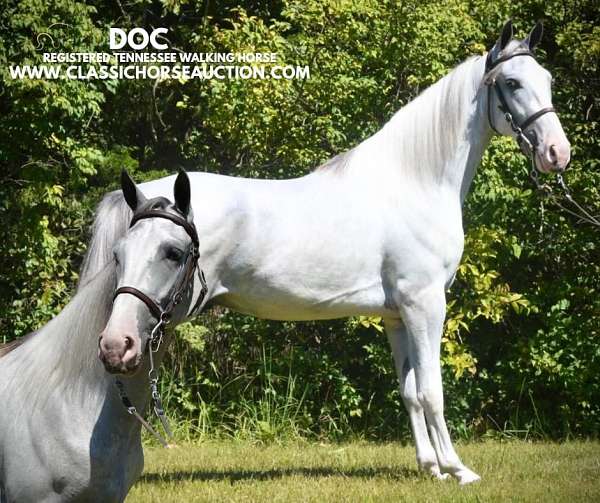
[78, 190, 132, 288]
[0, 188, 182, 362]
[1, 264, 116, 404]
[0, 190, 132, 358]
[0, 189, 131, 362]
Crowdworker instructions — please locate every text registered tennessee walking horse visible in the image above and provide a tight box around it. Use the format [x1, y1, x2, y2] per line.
[0, 174, 199, 502]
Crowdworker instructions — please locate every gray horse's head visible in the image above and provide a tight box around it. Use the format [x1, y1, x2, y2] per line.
[485, 20, 570, 173]
[98, 170, 196, 375]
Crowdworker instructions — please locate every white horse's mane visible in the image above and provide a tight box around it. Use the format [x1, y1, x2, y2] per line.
[318, 55, 485, 183]
[79, 190, 132, 287]
[387, 56, 484, 182]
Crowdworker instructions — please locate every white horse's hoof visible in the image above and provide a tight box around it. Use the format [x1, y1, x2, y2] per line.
[456, 468, 481, 485]
[435, 472, 451, 481]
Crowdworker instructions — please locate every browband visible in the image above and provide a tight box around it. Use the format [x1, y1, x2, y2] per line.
[485, 50, 535, 72]
[130, 209, 199, 250]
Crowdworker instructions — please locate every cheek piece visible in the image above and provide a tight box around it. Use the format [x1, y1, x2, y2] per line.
[484, 50, 555, 163]
[112, 207, 208, 448]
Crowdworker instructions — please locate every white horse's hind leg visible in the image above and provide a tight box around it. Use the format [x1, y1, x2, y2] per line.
[385, 318, 448, 480]
[397, 284, 481, 485]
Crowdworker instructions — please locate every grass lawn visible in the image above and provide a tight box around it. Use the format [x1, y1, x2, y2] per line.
[127, 440, 600, 502]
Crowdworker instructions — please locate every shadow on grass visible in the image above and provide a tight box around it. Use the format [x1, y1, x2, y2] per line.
[140, 465, 421, 484]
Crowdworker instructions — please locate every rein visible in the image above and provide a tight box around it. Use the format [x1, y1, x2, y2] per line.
[114, 208, 208, 447]
[529, 170, 600, 228]
[485, 51, 600, 229]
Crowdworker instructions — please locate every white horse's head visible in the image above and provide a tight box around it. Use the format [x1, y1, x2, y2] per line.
[98, 170, 198, 375]
[485, 20, 570, 173]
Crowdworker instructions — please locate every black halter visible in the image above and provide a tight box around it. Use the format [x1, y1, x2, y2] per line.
[113, 208, 207, 329]
[484, 50, 555, 164]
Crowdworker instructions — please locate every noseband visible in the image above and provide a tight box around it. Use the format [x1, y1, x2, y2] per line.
[112, 207, 208, 448]
[484, 50, 555, 166]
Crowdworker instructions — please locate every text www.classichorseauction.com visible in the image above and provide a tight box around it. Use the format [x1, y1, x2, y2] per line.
[9, 27, 310, 81]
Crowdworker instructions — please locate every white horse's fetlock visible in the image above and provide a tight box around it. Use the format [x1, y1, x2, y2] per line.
[434, 471, 451, 481]
[421, 463, 450, 480]
[455, 468, 481, 485]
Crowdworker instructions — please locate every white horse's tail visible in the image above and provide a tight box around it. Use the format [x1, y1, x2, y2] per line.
[78, 190, 131, 289]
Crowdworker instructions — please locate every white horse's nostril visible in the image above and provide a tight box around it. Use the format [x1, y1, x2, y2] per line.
[549, 144, 558, 163]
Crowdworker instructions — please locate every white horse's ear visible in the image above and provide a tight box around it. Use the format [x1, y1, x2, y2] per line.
[524, 21, 543, 51]
[174, 169, 192, 218]
[488, 20, 513, 63]
[498, 19, 513, 51]
[121, 169, 147, 211]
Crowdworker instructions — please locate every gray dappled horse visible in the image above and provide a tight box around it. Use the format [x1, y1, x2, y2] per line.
[0, 174, 197, 502]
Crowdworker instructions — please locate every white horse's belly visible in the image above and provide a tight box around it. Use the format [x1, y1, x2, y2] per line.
[214, 278, 396, 320]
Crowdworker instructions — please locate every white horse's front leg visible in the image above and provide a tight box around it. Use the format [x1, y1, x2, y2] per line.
[397, 284, 481, 485]
[385, 318, 449, 480]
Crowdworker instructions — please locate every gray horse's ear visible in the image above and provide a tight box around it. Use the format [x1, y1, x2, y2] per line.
[525, 21, 543, 51]
[121, 169, 147, 211]
[498, 19, 513, 51]
[174, 169, 192, 218]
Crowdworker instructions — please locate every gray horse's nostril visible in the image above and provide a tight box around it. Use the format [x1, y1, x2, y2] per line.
[124, 336, 133, 350]
[549, 144, 558, 162]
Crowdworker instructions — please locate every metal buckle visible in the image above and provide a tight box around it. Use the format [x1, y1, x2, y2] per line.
[517, 133, 533, 157]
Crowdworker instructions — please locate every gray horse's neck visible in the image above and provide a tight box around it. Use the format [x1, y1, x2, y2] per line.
[456, 57, 494, 203]
[5, 264, 153, 436]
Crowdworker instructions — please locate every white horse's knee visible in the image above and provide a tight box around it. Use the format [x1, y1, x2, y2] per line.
[417, 387, 444, 417]
[401, 393, 422, 413]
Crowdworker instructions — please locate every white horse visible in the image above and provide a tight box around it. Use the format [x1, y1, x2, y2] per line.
[87, 21, 570, 485]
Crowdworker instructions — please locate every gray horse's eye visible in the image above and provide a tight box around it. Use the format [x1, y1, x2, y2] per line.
[165, 247, 183, 262]
[505, 78, 520, 90]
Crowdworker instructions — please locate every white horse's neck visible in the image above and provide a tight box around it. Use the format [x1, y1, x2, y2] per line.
[362, 56, 491, 203]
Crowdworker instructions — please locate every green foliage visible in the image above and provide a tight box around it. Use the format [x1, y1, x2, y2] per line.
[1, 0, 598, 439]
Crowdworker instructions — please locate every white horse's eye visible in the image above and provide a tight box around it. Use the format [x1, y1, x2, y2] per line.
[505, 78, 520, 90]
[165, 247, 183, 262]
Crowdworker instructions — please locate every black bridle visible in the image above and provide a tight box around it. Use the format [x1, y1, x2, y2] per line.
[114, 208, 206, 326]
[113, 207, 208, 447]
[484, 52, 600, 228]
[484, 50, 555, 164]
